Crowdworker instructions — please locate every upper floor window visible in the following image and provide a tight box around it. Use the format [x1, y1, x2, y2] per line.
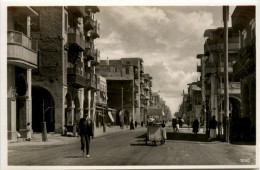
[126, 67, 129, 74]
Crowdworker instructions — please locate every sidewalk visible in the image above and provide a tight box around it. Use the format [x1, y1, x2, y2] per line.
[8, 125, 145, 146]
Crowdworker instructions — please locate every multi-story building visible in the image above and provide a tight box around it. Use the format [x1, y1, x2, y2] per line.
[187, 82, 202, 124]
[203, 27, 241, 131]
[232, 6, 256, 140]
[7, 7, 39, 140]
[141, 73, 153, 123]
[23, 6, 100, 135]
[97, 58, 144, 125]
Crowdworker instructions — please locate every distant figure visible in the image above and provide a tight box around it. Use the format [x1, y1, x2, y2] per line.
[209, 116, 218, 139]
[192, 119, 199, 135]
[176, 122, 180, 132]
[161, 120, 167, 140]
[135, 121, 137, 128]
[78, 112, 94, 158]
[26, 122, 32, 141]
[178, 118, 183, 128]
[172, 119, 178, 133]
[141, 121, 143, 127]
[130, 120, 134, 130]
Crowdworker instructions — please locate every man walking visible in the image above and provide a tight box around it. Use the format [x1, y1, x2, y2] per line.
[78, 112, 94, 158]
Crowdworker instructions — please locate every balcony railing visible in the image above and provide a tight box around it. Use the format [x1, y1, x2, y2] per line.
[68, 27, 85, 51]
[91, 21, 100, 39]
[91, 49, 100, 65]
[217, 62, 233, 74]
[84, 42, 95, 61]
[67, 67, 86, 88]
[204, 38, 240, 53]
[7, 30, 38, 68]
[86, 73, 97, 90]
[84, 15, 95, 32]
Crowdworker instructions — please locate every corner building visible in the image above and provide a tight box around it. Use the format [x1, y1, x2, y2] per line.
[30, 6, 100, 134]
[7, 7, 39, 140]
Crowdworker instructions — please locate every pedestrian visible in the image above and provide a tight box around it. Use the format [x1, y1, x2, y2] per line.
[78, 112, 94, 158]
[176, 122, 180, 132]
[192, 119, 199, 135]
[172, 119, 177, 132]
[130, 120, 134, 130]
[135, 121, 137, 128]
[26, 122, 32, 141]
[209, 115, 218, 140]
[161, 120, 167, 141]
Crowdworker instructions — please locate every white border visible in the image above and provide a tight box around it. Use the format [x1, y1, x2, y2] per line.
[1, 0, 259, 169]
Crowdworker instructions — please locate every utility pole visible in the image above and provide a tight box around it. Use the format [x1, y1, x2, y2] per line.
[223, 6, 230, 143]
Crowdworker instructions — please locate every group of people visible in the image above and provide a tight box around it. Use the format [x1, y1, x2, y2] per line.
[172, 118, 183, 132]
[130, 120, 138, 130]
[192, 116, 218, 139]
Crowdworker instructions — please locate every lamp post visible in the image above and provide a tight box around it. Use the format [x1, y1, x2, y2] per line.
[121, 87, 124, 129]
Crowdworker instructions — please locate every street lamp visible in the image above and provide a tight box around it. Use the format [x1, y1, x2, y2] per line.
[121, 87, 124, 129]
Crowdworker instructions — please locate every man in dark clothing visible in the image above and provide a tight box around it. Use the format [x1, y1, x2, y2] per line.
[78, 112, 94, 158]
[130, 120, 134, 130]
[135, 121, 137, 128]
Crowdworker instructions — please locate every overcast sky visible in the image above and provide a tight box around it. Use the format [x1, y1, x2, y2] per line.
[95, 6, 235, 116]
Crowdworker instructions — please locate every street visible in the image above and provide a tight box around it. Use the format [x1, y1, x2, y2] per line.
[8, 127, 256, 166]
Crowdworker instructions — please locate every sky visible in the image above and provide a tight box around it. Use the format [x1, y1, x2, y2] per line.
[95, 6, 235, 116]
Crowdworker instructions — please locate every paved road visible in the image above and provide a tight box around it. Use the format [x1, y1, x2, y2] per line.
[8, 127, 256, 166]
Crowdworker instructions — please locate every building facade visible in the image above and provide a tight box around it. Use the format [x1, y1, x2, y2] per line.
[232, 6, 256, 140]
[27, 6, 100, 135]
[97, 58, 144, 125]
[7, 7, 39, 140]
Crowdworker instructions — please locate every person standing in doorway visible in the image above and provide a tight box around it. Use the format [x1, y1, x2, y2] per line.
[78, 112, 94, 158]
[209, 115, 218, 140]
[26, 122, 32, 141]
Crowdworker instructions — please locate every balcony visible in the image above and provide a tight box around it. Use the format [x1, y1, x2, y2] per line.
[7, 31, 38, 69]
[134, 71, 139, 79]
[91, 49, 100, 66]
[84, 42, 95, 61]
[197, 65, 201, 72]
[218, 82, 241, 95]
[90, 6, 100, 13]
[146, 94, 150, 100]
[134, 100, 139, 108]
[140, 66, 144, 73]
[67, 67, 86, 88]
[91, 21, 100, 39]
[140, 77, 144, 84]
[86, 73, 97, 91]
[84, 15, 95, 32]
[67, 6, 85, 17]
[204, 62, 216, 77]
[204, 38, 239, 53]
[68, 27, 85, 52]
[134, 85, 139, 93]
[217, 62, 233, 74]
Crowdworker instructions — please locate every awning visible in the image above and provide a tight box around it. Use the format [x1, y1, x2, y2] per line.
[108, 111, 114, 122]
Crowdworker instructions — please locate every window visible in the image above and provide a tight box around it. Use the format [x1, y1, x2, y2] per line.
[126, 67, 129, 74]
[126, 61, 130, 65]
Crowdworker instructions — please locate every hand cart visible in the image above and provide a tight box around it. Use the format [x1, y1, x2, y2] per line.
[145, 123, 165, 146]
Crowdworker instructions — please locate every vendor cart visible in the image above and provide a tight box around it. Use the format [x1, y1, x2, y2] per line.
[145, 123, 165, 146]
